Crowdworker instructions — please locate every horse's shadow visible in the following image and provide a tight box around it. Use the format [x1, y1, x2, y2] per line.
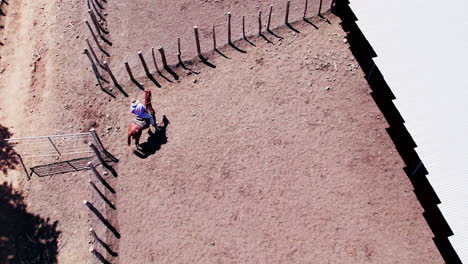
[133, 115, 169, 159]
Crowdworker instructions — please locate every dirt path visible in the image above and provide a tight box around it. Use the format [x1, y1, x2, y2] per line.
[0, 0, 34, 138]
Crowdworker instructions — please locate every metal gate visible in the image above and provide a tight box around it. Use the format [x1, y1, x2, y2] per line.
[3, 129, 114, 179]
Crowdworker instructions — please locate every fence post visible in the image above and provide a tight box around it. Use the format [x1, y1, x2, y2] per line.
[124, 62, 135, 81]
[138, 51, 151, 76]
[177, 38, 184, 65]
[194, 26, 202, 57]
[212, 23, 217, 50]
[242, 16, 246, 40]
[304, 0, 308, 18]
[89, 8, 107, 33]
[85, 38, 104, 69]
[103, 61, 119, 87]
[89, 227, 101, 241]
[92, 0, 104, 10]
[88, 9, 102, 37]
[89, 180, 116, 209]
[89, 228, 118, 257]
[48, 137, 61, 156]
[157, 46, 169, 69]
[84, 48, 106, 85]
[84, 48, 97, 71]
[177, 38, 181, 55]
[267, 5, 273, 31]
[285, 0, 290, 24]
[90, 128, 118, 163]
[88, 142, 106, 168]
[89, 0, 105, 22]
[258, 11, 262, 36]
[227, 12, 232, 44]
[88, 162, 116, 194]
[318, 0, 322, 16]
[16, 154, 31, 181]
[85, 20, 102, 51]
[151, 47, 160, 72]
[89, 247, 111, 264]
[89, 128, 104, 152]
[84, 200, 120, 239]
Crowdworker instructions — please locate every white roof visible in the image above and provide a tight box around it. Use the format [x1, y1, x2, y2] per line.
[349, 0, 468, 262]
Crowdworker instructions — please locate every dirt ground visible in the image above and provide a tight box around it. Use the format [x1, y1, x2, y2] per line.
[0, 0, 443, 263]
[107, 0, 332, 71]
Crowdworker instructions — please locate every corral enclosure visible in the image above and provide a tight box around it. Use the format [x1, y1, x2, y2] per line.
[0, 0, 443, 263]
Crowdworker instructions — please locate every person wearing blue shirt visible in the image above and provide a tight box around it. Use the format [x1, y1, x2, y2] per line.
[130, 99, 156, 128]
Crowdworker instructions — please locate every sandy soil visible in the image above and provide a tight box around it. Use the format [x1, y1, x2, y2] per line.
[107, 0, 332, 71]
[0, 0, 443, 263]
[100, 15, 441, 263]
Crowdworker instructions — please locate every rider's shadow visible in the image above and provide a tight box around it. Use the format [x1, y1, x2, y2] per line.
[134, 115, 170, 159]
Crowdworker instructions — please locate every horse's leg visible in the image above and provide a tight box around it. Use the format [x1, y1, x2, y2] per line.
[135, 129, 143, 150]
[128, 126, 133, 146]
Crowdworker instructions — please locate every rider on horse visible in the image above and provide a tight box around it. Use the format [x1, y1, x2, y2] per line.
[130, 99, 156, 130]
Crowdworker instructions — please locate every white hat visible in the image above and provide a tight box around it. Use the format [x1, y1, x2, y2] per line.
[131, 99, 140, 107]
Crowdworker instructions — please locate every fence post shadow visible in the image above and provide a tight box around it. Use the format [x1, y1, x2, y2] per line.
[215, 48, 231, 59]
[152, 47, 174, 83]
[303, 17, 319, 29]
[228, 42, 247, 53]
[146, 73, 162, 88]
[199, 55, 216, 68]
[88, 162, 116, 194]
[90, 128, 119, 164]
[157, 47, 180, 81]
[84, 200, 120, 239]
[90, 228, 118, 257]
[125, 62, 145, 90]
[139, 51, 161, 88]
[103, 61, 128, 97]
[267, 29, 284, 39]
[176, 58, 200, 75]
[157, 70, 173, 82]
[89, 143, 118, 177]
[286, 22, 300, 33]
[89, 247, 111, 264]
[244, 37, 256, 47]
[89, 180, 116, 209]
[163, 65, 180, 81]
[259, 33, 273, 44]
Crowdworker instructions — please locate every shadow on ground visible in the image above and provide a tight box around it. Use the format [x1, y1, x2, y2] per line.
[0, 182, 61, 264]
[0, 124, 18, 176]
[134, 115, 170, 159]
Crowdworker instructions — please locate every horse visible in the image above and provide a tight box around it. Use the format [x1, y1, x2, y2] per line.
[127, 89, 156, 150]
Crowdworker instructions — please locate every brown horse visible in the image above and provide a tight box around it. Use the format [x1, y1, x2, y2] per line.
[127, 89, 156, 150]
